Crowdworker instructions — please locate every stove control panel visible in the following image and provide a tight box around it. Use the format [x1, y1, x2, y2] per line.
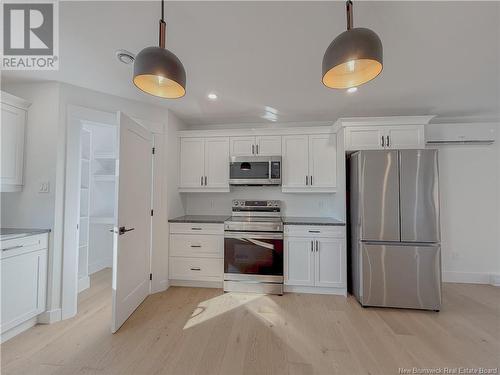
[232, 200, 281, 208]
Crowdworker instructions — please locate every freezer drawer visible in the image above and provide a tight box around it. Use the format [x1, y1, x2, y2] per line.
[360, 242, 441, 310]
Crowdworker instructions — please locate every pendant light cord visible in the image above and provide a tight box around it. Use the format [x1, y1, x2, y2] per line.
[346, 0, 353, 30]
[159, 0, 166, 48]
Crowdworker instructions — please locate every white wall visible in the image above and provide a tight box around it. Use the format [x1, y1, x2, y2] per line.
[435, 139, 500, 284]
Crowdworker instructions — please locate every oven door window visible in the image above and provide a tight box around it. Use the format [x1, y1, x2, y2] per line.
[230, 162, 269, 180]
[224, 237, 283, 276]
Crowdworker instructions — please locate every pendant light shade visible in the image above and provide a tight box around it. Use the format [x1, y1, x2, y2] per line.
[322, 1, 382, 89]
[133, 0, 186, 99]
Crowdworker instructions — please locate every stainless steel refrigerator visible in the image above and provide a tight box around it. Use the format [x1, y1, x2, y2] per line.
[349, 150, 441, 311]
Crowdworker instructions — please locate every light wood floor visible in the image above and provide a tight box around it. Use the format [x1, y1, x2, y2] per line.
[1, 268, 499, 375]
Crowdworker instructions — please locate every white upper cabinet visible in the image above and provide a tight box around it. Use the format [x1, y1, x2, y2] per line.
[282, 133, 337, 193]
[308, 134, 337, 189]
[255, 136, 281, 156]
[282, 135, 309, 189]
[385, 125, 425, 149]
[230, 136, 255, 156]
[1, 92, 30, 192]
[230, 136, 281, 156]
[338, 116, 434, 151]
[179, 137, 229, 192]
[204, 137, 229, 189]
[179, 137, 205, 188]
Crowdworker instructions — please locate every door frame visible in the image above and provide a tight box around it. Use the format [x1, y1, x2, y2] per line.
[62, 105, 118, 319]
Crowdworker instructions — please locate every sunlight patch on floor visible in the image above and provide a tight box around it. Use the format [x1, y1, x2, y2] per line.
[183, 292, 263, 329]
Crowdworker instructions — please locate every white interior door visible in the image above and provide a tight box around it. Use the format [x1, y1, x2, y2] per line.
[111, 113, 153, 333]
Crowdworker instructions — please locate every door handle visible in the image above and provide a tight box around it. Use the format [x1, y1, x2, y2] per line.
[190, 267, 201, 271]
[306, 175, 309, 185]
[190, 245, 202, 248]
[256, 144, 259, 154]
[110, 226, 135, 234]
[310, 175, 313, 186]
[386, 135, 390, 148]
[204, 176, 207, 186]
[308, 230, 320, 233]
[381, 136, 385, 147]
[201, 176, 204, 186]
[252, 144, 255, 154]
[191, 227, 202, 230]
[316, 240, 320, 252]
[311, 241, 314, 252]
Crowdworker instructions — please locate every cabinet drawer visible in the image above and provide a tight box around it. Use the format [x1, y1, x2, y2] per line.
[284, 225, 345, 238]
[169, 257, 223, 281]
[1, 233, 49, 259]
[169, 234, 223, 258]
[169, 223, 224, 235]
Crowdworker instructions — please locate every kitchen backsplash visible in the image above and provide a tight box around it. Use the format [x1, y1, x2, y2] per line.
[182, 186, 342, 218]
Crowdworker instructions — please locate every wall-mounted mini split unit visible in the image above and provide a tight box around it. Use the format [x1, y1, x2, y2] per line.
[426, 123, 496, 145]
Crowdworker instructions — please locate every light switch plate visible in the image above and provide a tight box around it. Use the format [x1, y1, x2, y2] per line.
[38, 181, 50, 193]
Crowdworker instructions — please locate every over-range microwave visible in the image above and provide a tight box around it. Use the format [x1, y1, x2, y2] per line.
[229, 156, 281, 186]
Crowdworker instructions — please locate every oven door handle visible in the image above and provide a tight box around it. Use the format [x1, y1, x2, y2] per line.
[224, 231, 283, 240]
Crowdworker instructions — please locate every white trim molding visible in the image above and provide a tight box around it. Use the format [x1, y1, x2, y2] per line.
[443, 271, 500, 286]
[37, 308, 62, 324]
[333, 115, 435, 132]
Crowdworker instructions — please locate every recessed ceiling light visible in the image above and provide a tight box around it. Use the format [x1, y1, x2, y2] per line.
[116, 49, 135, 65]
[347, 87, 358, 94]
[207, 92, 218, 100]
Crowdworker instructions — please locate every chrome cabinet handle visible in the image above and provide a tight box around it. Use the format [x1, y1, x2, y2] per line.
[252, 144, 255, 154]
[3, 245, 23, 252]
[386, 135, 390, 148]
[381, 136, 385, 147]
[190, 267, 201, 271]
[204, 176, 207, 186]
[306, 175, 308, 185]
[190, 245, 202, 248]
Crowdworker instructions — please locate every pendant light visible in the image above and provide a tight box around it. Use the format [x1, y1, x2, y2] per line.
[322, 0, 383, 89]
[133, 0, 186, 99]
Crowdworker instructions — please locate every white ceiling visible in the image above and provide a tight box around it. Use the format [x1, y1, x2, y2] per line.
[3, 1, 499, 125]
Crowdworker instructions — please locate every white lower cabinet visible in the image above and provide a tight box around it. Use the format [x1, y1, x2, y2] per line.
[169, 223, 224, 285]
[284, 225, 346, 295]
[1, 233, 49, 340]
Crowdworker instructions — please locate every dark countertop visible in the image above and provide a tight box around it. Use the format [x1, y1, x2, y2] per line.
[1, 228, 51, 240]
[168, 215, 230, 224]
[282, 217, 346, 226]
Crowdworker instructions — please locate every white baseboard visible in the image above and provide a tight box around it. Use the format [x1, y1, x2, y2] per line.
[490, 274, 500, 287]
[443, 271, 500, 286]
[170, 279, 222, 289]
[37, 308, 62, 324]
[88, 258, 112, 275]
[78, 276, 90, 292]
[151, 279, 169, 294]
[284, 285, 347, 296]
[1, 317, 38, 343]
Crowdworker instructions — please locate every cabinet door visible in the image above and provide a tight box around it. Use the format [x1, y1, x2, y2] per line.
[282, 135, 309, 189]
[204, 137, 229, 189]
[179, 138, 205, 188]
[284, 237, 315, 286]
[1, 103, 26, 189]
[230, 136, 255, 156]
[386, 125, 425, 149]
[315, 238, 344, 288]
[308, 134, 337, 190]
[255, 136, 281, 156]
[1, 249, 47, 333]
[344, 126, 384, 151]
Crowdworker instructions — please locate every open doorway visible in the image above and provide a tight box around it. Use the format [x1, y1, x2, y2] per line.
[63, 106, 154, 333]
[77, 122, 117, 294]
